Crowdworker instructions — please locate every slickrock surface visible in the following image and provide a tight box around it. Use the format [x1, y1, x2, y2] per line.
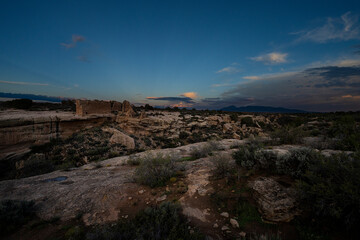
[0, 139, 242, 225]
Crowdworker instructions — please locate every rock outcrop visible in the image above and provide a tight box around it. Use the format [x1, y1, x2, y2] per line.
[0, 110, 114, 160]
[250, 177, 300, 222]
[102, 127, 135, 149]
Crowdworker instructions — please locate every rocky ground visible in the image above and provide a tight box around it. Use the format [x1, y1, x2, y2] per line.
[0, 108, 359, 239]
[0, 139, 305, 239]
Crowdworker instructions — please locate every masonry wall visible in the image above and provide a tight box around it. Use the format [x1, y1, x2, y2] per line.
[76, 100, 112, 116]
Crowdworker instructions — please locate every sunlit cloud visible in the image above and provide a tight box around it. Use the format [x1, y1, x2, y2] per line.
[251, 52, 288, 65]
[342, 95, 360, 100]
[0, 80, 49, 86]
[180, 92, 198, 99]
[293, 12, 360, 43]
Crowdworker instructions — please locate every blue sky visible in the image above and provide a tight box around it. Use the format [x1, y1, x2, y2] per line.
[1, 0, 360, 111]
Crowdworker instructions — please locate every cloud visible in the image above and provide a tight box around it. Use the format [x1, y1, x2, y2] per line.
[199, 60, 360, 112]
[242, 76, 260, 80]
[211, 83, 235, 88]
[180, 92, 198, 99]
[196, 97, 255, 109]
[60, 34, 86, 49]
[0, 80, 49, 86]
[342, 95, 360, 100]
[146, 96, 195, 103]
[216, 66, 241, 74]
[251, 52, 288, 64]
[293, 12, 360, 43]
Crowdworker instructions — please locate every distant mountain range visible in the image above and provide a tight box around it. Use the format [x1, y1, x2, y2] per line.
[220, 105, 307, 113]
[0, 92, 69, 103]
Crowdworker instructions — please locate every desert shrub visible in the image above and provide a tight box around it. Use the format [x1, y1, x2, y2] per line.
[235, 199, 263, 228]
[207, 140, 221, 151]
[211, 152, 234, 178]
[0, 200, 35, 235]
[65, 226, 85, 240]
[232, 143, 264, 169]
[127, 155, 142, 166]
[241, 117, 256, 127]
[230, 113, 239, 122]
[86, 202, 204, 240]
[30, 138, 63, 153]
[271, 126, 306, 144]
[134, 153, 177, 187]
[190, 144, 212, 159]
[20, 154, 55, 178]
[297, 153, 360, 236]
[276, 148, 322, 178]
[329, 115, 360, 151]
[179, 131, 189, 139]
[277, 115, 306, 127]
[247, 232, 282, 240]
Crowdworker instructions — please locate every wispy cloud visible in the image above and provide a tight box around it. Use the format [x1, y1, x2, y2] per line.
[293, 12, 360, 43]
[216, 66, 241, 74]
[211, 82, 235, 88]
[242, 76, 260, 80]
[60, 34, 86, 49]
[0, 80, 49, 86]
[251, 52, 288, 65]
[216, 63, 241, 74]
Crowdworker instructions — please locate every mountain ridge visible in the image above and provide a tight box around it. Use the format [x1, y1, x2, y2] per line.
[220, 105, 307, 113]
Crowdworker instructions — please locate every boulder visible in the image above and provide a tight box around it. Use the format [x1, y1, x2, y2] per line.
[222, 115, 232, 123]
[250, 177, 300, 222]
[223, 123, 232, 132]
[102, 127, 135, 149]
[230, 218, 239, 228]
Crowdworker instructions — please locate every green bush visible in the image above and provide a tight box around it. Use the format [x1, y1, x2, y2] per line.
[134, 153, 177, 187]
[235, 199, 262, 228]
[87, 202, 204, 240]
[190, 144, 212, 159]
[297, 153, 360, 236]
[0, 200, 35, 235]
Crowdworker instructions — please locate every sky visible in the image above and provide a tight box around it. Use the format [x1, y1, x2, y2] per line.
[1, 0, 360, 112]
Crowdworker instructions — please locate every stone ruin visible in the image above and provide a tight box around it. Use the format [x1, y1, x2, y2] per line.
[75, 99, 134, 116]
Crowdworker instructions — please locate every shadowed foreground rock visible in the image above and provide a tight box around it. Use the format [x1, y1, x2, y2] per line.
[250, 177, 300, 222]
[0, 139, 241, 226]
